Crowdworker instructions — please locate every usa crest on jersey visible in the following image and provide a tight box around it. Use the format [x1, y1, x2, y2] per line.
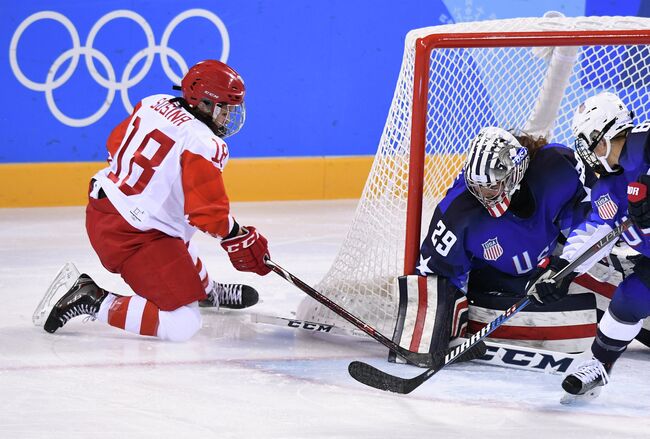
[482, 237, 503, 261]
[595, 194, 618, 220]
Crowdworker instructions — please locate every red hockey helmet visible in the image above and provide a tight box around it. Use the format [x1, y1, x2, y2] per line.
[179, 60, 246, 138]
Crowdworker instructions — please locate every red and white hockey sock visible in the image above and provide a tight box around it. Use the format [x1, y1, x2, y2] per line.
[97, 294, 203, 342]
[97, 294, 160, 337]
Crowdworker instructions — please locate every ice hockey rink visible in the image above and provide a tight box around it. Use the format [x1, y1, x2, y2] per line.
[1, 200, 649, 439]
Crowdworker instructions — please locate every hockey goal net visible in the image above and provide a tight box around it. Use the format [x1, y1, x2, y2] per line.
[297, 16, 650, 337]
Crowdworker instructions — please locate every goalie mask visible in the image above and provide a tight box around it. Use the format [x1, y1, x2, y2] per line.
[177, 60, 246, 138]
[572, 92, 633, 175]
[464, 127, 530, 218]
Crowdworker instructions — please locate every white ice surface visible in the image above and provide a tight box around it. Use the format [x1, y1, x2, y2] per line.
[1, 200, 649, 439]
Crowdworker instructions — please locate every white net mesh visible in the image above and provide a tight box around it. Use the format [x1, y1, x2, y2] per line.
[297, 16, 650, 336]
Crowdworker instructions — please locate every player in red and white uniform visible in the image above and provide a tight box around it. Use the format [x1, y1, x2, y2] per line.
[37, 60, 271, 341]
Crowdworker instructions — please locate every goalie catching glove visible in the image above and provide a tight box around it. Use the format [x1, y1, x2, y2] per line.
[628, 176, 650, 229]
[221, 226, 271, 276]
[526, 256, 576, 305]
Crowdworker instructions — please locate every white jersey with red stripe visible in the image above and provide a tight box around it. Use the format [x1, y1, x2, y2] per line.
[93, 94, 234, 242]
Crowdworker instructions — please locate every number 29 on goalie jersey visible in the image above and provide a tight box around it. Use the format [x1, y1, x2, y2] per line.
[428, 220, 458, 257]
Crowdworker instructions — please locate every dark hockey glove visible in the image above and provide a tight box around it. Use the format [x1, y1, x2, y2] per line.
[221, 226, 271, 276]
[525, 256, 575, 305]
[628, 176, 650, 229]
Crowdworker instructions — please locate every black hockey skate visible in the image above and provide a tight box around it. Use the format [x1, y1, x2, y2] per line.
[199, 282, 259, 309]
[43, 274, 108, 333]
[560, 357, 611, 405]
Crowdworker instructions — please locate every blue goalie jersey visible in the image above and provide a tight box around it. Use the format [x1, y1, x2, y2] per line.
[418, 144, 593, 293]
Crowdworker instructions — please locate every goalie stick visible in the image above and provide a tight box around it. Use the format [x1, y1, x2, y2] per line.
[264, 258, 471, 367]
[250, 313, 578, 374]
[348, 218, 632, 394]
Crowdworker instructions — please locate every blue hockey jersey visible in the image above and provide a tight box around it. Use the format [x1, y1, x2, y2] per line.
[418, 144, 592, 293]
[562, 125, 650, 269]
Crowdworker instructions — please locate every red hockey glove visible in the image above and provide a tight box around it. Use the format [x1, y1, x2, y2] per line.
[628, 176, 650, 229]
[525, 256, 575, 305]
[221, 226, 271, 276]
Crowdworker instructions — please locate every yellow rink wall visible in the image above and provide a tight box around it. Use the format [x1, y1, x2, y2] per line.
[0, 156, 375, 207]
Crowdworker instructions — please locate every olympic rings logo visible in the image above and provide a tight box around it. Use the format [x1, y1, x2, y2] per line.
[9, 9, 230, 127]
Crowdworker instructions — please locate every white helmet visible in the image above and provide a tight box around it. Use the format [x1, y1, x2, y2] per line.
[572, 91, 633, 175]
[464, 127, 530, 218]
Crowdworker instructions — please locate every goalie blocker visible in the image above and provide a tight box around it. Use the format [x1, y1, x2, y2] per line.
[390, 265, 650, 363]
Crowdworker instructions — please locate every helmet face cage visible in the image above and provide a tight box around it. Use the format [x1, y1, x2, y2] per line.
[574, 118, 616, 175]
[464, 127, 530, 217]
[204, 100, 246, 139]
[221, 102, 246, 138]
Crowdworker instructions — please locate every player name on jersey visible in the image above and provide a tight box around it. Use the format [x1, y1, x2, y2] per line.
[150, 97, 193, 127]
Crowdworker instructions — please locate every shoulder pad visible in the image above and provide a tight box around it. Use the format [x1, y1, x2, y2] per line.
[186, 128, 230, 171]
[623, 124, 650, 167]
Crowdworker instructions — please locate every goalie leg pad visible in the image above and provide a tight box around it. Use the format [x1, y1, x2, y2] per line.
[467, 292, 597, 353]
[389, 275, 467, 363]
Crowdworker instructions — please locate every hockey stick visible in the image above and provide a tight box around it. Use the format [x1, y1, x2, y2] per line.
[265, 258, 443, 367]
[250, 312, 577, 374]
[348, 218, 632, 394]
[250, 313, 369, 338]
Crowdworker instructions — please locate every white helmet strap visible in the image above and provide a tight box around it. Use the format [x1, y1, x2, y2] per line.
[596, 136, 618, 174]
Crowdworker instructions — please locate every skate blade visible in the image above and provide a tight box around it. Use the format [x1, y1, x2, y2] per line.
[33, 262, 80, 326]
[560, 386, 603, 405]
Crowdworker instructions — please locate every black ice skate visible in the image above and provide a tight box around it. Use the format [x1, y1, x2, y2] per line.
[43, 274, 108, 333]
[199, 282, 259, 309]
[560, 357, 611, 405]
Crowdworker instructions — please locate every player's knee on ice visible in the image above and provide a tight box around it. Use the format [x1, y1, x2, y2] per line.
[157, 303, 203, 342]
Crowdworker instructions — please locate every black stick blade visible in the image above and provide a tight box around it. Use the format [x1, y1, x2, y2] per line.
[349, 342, 487, 394]
[348, 361, 411, 394]
[348, 361, 439, 394]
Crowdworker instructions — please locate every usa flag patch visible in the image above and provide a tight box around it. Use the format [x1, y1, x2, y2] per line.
[595, 194, 618, 220]
[482, 237, 503, 261]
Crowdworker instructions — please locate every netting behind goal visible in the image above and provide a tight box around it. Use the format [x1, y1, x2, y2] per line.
[297, 16, 650, 336]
